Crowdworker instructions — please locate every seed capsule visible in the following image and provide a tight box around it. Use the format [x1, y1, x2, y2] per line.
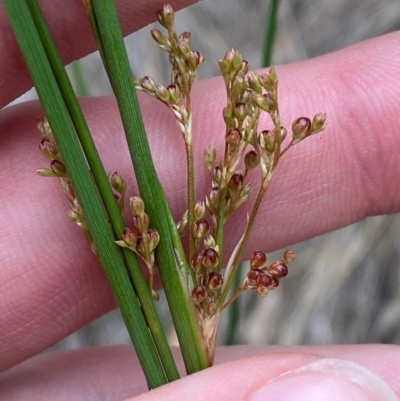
[192, 285, 207, 304]
[191, 251, 204, 274]
[247, 269, 263, 286]
[192, 218, 210, 240]
[208, 272, 223, 291]
[226, 128, 242, 149]
[202, 248, 219, 269]
[256, 273, 273, 288]
[283, 250, 296, 264]
[228, 173, 244, 192]
[244, 150, 260, 170]
[292, 117, 312, 140]
[250, 251, 267, 269]
[268, 261, 288, 278]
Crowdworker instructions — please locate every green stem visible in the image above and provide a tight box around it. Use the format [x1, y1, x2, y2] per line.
[4, 0, 169, 388]
[70, 60, 89, 96]
[91, 0, 209, 374]
[26, 0, 179, 382]
[262, 0, 280, 68]
[219, 184, 267, 307]
[186, 141, 196, 259]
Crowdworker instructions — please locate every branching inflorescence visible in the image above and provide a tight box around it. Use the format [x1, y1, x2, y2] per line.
[36, 4, 326, 363]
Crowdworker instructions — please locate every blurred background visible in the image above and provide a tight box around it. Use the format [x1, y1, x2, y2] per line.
[33, 0, 400, 351]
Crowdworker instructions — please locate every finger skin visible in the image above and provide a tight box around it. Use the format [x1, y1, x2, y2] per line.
[0, 0, 197, 108]
[1, 345, 399, 400]
[2, 32, 400, 371]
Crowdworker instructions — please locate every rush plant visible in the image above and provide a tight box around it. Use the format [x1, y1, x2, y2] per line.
[3, 1, 326, 390]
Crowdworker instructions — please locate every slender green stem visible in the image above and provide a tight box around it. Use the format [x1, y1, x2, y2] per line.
[186, 142, 196, 258]
[219, 184, 267, 307]
[26, 0, 179, 382]
[4, 0, 169, 388]
[70, 61, 89, 96]
[262, 0, 280, 68]
[91, 0, 209, 374]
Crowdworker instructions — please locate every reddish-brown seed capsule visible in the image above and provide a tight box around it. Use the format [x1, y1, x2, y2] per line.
[50, 160, 66, 176]
[202, 248, 219, 269]
[269, 277, 279, 289]
[244, 150, 260, 170]
[250, 251, 267, 269]
[225, 128, 242, 149]
[191, 251, 204, 274]
[268, 261, 288, 278]
[229, 173, 244, 192]
[192, 285, 207, 304]
[256, 273, 273, 288]
[208, 272, 223, 291]
[122, 228, 137, 247]
[192, 218, 210, 240]
[39, 138, 58, 159]
[292, 117, 312, 139]
[247, 269, 263, 286]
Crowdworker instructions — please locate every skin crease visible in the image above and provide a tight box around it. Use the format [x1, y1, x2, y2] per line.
[1, 0, 400, 399]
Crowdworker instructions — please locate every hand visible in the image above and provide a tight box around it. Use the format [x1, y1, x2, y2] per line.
[1, 0, 400, 400]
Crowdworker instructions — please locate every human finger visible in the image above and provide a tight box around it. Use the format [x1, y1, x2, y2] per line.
[1, 345, 399, 400]
[0, 0, 197, 108]
[2, 31, 400, 371]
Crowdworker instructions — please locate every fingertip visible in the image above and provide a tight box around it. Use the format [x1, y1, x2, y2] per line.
[249, 358, 398, 401]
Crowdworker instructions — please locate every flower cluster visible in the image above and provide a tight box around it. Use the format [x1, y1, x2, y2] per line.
[36, 117, 95, 252]
[134, 5, 326, 320]
[116, 196, 161, 300]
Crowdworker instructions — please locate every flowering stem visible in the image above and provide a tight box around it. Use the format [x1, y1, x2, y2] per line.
[186, 140, 196, 259]
[219, 182, 268, 307]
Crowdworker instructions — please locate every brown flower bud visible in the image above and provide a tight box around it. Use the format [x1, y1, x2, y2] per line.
[208, 272, 223, 291]
[178, 31, 191, 44]
[39, 138, 58, 159]
[258, 73, 274, 91]
[155, 83, 170, 102]
[192, 218, 210, 240]
[292, 117, 312, 140]
[248, 72, 262, 93]
[122, 228, 137, 247]
[192, 285, 207, 304]
[250, 250, 267, 269]
[233, 102, 246, 121]
[283, 250, 296, 263]
[140, 76, 156, 92]
[241, 60, 249, 75]
[167, 84, 181, 105]
[252, 92, 273, 112]
[194, 201, 206, 220]
[226, 128, 242, 149]
[191, 250, 204, 274]
[270, 277, 279, 289]
[156, 4, 175, 29]
[129, 196, 145, 216]
[228, 173, 244, 192]
[212, 166, 222, 185]
[268, 261, 288, 278]
[146, 228, 160, 252]
[259, 130, 276, 153]
[202, 248, 219, 269]
[133, 213, 150, 234]
[239, 183, 253, 201]
[244, 150, 260, 170]
[110, 172, 126, 194]
[203, 234, 216, 250]
[150, 29, 166, 46]
[50, 160, 66, 176]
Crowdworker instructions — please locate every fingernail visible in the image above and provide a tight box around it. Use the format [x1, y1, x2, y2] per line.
[248, 358, 398, 401]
